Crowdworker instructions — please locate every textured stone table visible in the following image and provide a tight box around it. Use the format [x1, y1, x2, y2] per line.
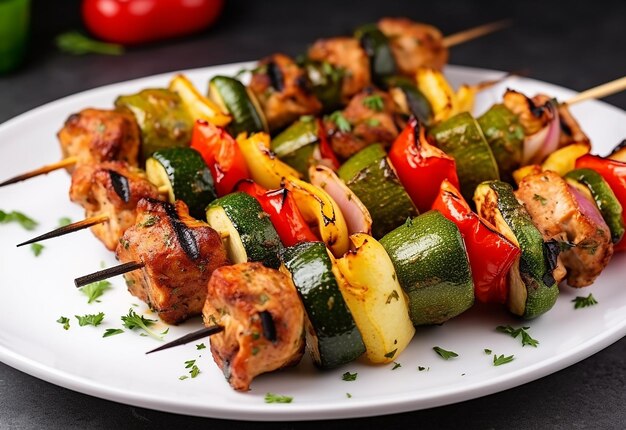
[0, 1, 624, 428]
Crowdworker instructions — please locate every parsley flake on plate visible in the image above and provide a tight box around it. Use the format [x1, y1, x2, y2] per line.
[433, 346, 458, 360]
[121, 308, 162, 340]
[75, 312, 105, 327]
[572, 294, 598, 309]
[264, 393, 293, 404]
[80, 280, 112, 304]
[496, 325, 539, 347]
[493, 354, 515, 366]
[0, 210, 38, 230]
[342, 371, 357, 381]
[30, 243, 44, 256]
[57, 316, 70, 330]
[103, 328, 124, 338]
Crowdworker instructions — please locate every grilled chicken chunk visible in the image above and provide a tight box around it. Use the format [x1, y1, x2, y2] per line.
[377, 18, 448, 76]
[325, 88, 399, 160]
[69, 161, 162, 250]
[203, 262, 305, 391]
[516, 171, 613, 287]
[117, 198, 229, 324]
[58, 109, 141, 171]
[308, 37, 371, 103]
[249, 53, 322, 131]
[503, 90, 590, 148]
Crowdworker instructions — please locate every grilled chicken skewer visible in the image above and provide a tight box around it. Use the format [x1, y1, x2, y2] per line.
[17, 161, 163, 250]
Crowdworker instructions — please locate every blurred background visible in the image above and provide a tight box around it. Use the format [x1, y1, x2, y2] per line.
[0, 0, 625, 428]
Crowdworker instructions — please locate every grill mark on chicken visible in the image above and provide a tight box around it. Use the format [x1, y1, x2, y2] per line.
[163, 201, 201, 261]
[108, 169, 131, 203]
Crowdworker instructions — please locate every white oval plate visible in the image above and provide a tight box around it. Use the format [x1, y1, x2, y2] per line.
[0, 64, 624, 421]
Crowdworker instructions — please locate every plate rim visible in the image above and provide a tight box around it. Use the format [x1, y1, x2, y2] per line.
[0, 62, 625, 421]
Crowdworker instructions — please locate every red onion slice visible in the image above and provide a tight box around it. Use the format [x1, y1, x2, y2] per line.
[309, 165, 373, 236]
[568, 184, 607, 228]
[523, 100, 561, 165]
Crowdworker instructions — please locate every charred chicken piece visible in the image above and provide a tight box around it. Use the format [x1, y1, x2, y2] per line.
[69, 161, 162, 251]
[308, 37, 371, 103]
[325, 88, 399, 160]
[117, 198, 229, 324]
[377, 17, 448, 76]
[203, 262, 305, 391]
[249, 53, 322, 132]
[58, 108, 141, 171]
[516, 171, 613, 287]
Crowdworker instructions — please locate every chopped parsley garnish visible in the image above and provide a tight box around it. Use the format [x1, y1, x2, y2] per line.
[533, 194, 548, 205]
[300, 115, 315, 123]
[58, 217, 72, 227]
[0, 210, 38, 230]
[103, 328, 124, 338]
[433, 346, 458, 360]
[346, 393, 352, 398]
[121, 308, 161, 340]
[184, 359, 196, 368]
[366, 118, 381, 127]
[484, 348, 492, 355]
[264, 393, 293, 404]
[496, 325, 539, 347]
[57, 316, 70, 330]
[80, 280, 112, 304]
[362, 94, 384, 112]
[30, 243, 44, 256]
[179, 375, 189, 381]
[75, 312, 105, 327]
[342, 371, 358, 381]
[190, 365, 201, 378]
[196, 343, 206, 350]
[417, 366, 429, 372]
[572, 294, 598, 309]
[329, 111, 351, 133]
[391, 362, 401, 370]
[493, 354, 515, 366]
[384, 348, 398, 359]
[161, 328, 169, 336]
[139, 215, 158, 228]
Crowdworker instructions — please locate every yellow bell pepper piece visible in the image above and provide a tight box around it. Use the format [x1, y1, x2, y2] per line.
[331, 234, 414, 364]
[512, 164, 542, 185]
[284, 176, 349, 257]
[169, 74, 231, 127]
[416, 68, 457, 124]
[541, 142, 591, 176]
[236, 132, 301, 189]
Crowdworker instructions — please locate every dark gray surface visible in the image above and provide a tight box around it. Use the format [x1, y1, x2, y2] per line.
[1, 1, 625, 428]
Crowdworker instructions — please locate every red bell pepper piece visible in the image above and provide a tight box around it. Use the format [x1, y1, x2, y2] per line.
[82, 0, 224, 45]
[389, 117, 460, 213]
[316, 119, 340, 170]
[237, 180, 318, 247]
[191, 120, 250, 197]
[576, 154, 626, 252]
[432, 179, 520, 304]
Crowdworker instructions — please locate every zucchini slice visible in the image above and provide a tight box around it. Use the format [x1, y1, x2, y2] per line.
[115, 88, 193, 161]
[430, 112, 500, 202]
[208, 76, 268, 136]
[565, 168, 625, 244]
[270, 117, 320, 177]
[474, 180, 559, 319]
[379, 211, 474, 326]
[354, 24, 397, 88]
[477, 104, 525, 184]
[338, 144, 418, 239]
[280, 241, 365, 368]
[146, 147, 216, 219]
[206, 192, 281, 268]
[333, 234, 414, 363]
[169, 74, 231, 127]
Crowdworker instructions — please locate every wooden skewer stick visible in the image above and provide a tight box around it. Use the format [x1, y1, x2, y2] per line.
[0, 156, 77, 187]
[145, 325, 225, 354]
[16, 215, 109, 247]
[442, 19, 512, 48]
[565, 76, 626, 106]
[75, 261, 144, 288]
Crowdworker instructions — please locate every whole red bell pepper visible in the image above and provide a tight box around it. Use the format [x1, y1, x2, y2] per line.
[576, 154, 626, 252]
[82, 0, 224, 45]
[389, 117, 460, 213]
[236, 180, 319, 247]
[432, 179, 520, 304]
[191, 120, 250, 197]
